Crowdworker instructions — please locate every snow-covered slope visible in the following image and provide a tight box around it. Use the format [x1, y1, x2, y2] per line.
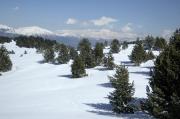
[0, 42, 157, 119]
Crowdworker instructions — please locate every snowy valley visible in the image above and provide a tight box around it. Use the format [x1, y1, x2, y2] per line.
[0, 41, 158, 119]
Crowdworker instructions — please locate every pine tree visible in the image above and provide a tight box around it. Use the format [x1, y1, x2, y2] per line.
[108, 65, 134, 113]
[144, 35, 155, 50]
[110, 39, 120, 53]
[78, 38, 95, 68]
[43, 47, 55, 63]
[154, 37, 167, 50]
[103, 53, 115, 70]
[104, 40, 108, 47]
[56, 44, 70, 64]
[69, 47, 78, 60]
[94, 42, 104, 65]
[71, 56, 86, 78]
[146, 29, 180, 119]
[122, 41, 128, 50]
[129, 41, 146, 66]
[145, 50, 155, 61]
[0, 46, 12, 72]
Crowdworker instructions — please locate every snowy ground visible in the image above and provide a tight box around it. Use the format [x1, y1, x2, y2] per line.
[0, 41, 158, 119]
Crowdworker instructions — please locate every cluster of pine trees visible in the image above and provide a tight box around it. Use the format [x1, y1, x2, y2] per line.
[71, 38, 117, 78]
[15, 36, 57, 50]
[0, 36, 12, 44]
[129, 38, 155, 66]
[129, 35, 167, 66]
[143, 35, 167, 51]
[144, 29, 180, 119]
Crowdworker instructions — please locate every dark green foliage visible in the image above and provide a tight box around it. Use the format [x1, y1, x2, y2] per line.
[110, 39, 120, 53]
[169, 28, 180, 50]
[78, 38, 91, 51]
[103, 53, 115, 70]
[145, 50, 155, 61]
[129, 41, 146, 66]
[0, 36, 11, 44]
[43, 48, 55, 63]
[94, 42, 104, 65]
[0, 46, 12, 72]
[69, 47, 78, 60]
[104, 40, 108, 47]
[56, 44, 70, 64]
[108, 65, 134, 113]
[78, 38, 95, 68]
[15, 36, 57, 50]
[154, 37, 167, 50]
[144, 35, 155, 50]
[122, 41, 128, 50]
[146, 30, 180, 119]
[71, 56, 86, 78]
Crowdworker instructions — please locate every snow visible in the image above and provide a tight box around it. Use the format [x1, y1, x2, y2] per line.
[15, 26, 54, 36]
[0, 42, 156, 119]
[0, 24, 15, 33]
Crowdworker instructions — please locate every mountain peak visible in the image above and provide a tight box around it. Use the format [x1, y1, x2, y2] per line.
[15, 26, 54, 36]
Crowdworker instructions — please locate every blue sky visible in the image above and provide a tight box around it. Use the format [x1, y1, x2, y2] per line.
[0, 0, 180, 39]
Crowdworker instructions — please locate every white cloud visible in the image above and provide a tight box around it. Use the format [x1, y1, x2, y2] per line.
[56, 28, 138, 41]
[13, 6, 19, 11]
[66, 18, 77, 25]
[121, 23, 133, 32]
[91, 16, 117, 26]
[161, 29, 173, 39]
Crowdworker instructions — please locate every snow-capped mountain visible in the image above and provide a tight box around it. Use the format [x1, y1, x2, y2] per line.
[0, 24, 15, 33]
[0, 24, 16, 37]
[0, 24, 56, 37]
[15, 26, 54, 36]
[0, 24, 107, 46]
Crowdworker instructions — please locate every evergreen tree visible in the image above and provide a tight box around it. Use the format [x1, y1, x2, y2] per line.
[108, 65, 134, 113]
[145, 50, 155, 61]
[43, 48, 55, 63]
[154, 37, 167, 50]
[144, 35, 155, 50]
[122, 41, 128, 50]
[94, 42, 104, 65]
[104, 40, 108, 47]
[129, 41, 146, 66]
[78, 38, 95, 68]
[110, 39, 120, 53]
[103, 53, 115, 70]
[56, 44, 70, 64]
[146, 29, 180, 119]
[71, 56, 86, 78]
[69, 47, 78, 60]
[0, 46, 12, 72]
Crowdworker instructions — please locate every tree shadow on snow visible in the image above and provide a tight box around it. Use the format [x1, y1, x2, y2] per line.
[96, 67, 111, 71]
[85, 103, 116, 117]
[37, 60, 46, 64]
[85, 98, 152, 118]
[98, 83, 112, 88]
[121, 61, 136, 67]
[57, 74, 72, 78]
[141, 66, 154, 69]
[130, 71, 150, 76]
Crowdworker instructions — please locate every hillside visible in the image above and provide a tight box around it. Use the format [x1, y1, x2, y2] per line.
[0, 41, 159, 119]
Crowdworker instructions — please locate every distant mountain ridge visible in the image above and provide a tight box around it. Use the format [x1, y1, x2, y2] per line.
[0, 24, 110, 46]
